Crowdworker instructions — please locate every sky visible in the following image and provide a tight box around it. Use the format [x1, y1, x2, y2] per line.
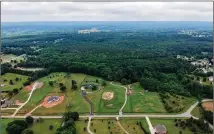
[1, 2, 213, 22]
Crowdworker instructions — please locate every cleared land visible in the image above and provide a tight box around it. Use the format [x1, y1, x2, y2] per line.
[31, 73, 90, 115]
[29, 119, 62, 134]
[1, 54, 24, 64]
[124, 83, 166, 113]
[202, 101, 214, 112]
[150, 118, 193, 134]
[1, 73, 29, 91]
[120, 118, 150, 134]
[191, 106, 202, 118]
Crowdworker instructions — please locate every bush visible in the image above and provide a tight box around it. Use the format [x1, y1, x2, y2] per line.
[25, 116, 34, 126]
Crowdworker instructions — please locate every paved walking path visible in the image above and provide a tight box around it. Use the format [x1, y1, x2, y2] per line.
[87, 116, 94, 134]
[110, 82, 128, 115]
[145, 116, 155, 134]
[12, 82, 40, 116]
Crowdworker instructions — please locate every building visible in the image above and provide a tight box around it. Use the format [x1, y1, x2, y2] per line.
[47, 96, 60, 104]
[154, 124, 167, 134]
[209, 76, 213, 82]
[1, 100, 15, 108]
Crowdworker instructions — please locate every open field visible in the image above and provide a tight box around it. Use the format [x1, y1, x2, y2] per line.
[150, 118, 193, 134]
[191, 106, 202, 118]
[120, 118, 150, 134]
[1, 54, 24, 64]
[29, 119, 62, 134]
[124, 83, 166, 113]
[0, 119, 15, 134]
[1, 109, 16, 116]
[1, 73, 29, 91]
[31, 73, 90, 115]
[1, 118, 62, 134]
[90, 119, 124, 134]
[75, 119, 89, 134]
[18, 72, 67, 114]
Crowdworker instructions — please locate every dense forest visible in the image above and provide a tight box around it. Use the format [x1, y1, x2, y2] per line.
[1, 22, 213, 99]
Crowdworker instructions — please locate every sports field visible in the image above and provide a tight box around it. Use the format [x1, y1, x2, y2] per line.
[124, 83, 166, 113]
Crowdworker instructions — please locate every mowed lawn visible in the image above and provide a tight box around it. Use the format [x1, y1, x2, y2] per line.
[33, 73, 90, 115]
[29, 119, 62, 134]
[120, 118, 150, 134]
[98, 82, 126, 113]
[75, 119, 88, 134]
[1, 73, 29, 91]
[191, 106, 202, 118]
[1, 119, 15, 134]
[18, 72, 67, 114]
[150, 118, 193, 134]
[124, 83, 166, 113]
[90, 119, 124, 134]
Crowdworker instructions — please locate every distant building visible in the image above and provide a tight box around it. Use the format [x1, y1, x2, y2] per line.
[154, 124, 167, 134]
[47, 96, 60, 104]
[209, 76, 213, 82]
[1, 100, 15, 108]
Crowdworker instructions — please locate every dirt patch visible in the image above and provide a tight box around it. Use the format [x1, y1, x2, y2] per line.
[42, 95, 64, 108]
[106, 104, 114, 108]
[24, 85, 33, 91]
[127, 89, 132, 95]
[202, 101, 214, 112]
[24, 82, 43, 91]
[102, 92, 114, 100]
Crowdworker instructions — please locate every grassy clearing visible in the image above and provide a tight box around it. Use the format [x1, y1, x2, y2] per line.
[124, 83, 166, 113]
[150, 118, 193, 134]
[29, 119, 62, 134]
[0, 119, 15, 134]
[19, 72, 67, 114]
[120, 118, 149, 134]
[1, 73, 29, 91]
[90, 119, 124, 134]
[32, 73, 90, 115]
[75, 119, 88, 134]
[160, 93, 196, 113]
[98, 82, 125, 113]
[1, 109, 15, 116]
[1, 54, 24, 63]
[191, 106, 202, 118]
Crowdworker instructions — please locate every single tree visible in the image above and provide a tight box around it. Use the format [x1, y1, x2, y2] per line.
[25, 116, 34, 126]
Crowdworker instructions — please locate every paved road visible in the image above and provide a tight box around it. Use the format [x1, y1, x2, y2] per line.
[145, 116, 155, 134]
[87, 116, 94, 134]
[12, 82, 39, 116]
[110, 82, 128, 115]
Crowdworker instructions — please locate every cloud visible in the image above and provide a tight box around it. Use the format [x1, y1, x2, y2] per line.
[1, 2, 213, 22]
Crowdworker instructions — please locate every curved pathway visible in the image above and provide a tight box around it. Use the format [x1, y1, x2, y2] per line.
[81, 90, 93, 115]
[12, 82, 39, 116]
[116, 117, 129, 134]
[110, 82, 128, 115]
[87, 116, 94, 134]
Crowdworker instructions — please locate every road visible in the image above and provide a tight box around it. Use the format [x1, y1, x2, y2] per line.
[11, 82, 39, 116]
[87, 116, 94, 134]
[109, 82, 128, 115]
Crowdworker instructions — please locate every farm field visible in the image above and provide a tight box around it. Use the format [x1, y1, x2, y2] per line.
[150, 118, 193, 134]
[1, 73, 29, 91]
[120, 118, 150, 134]
[124, 82, 166, 113]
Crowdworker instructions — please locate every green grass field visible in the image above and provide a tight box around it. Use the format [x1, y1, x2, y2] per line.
[31, 73, 90, 115]
[97, 82, 126, 113]
[1, 73, 29, 91]
[1, 54, 24, 63]
[0, 119, 15, 134]
[191, 106, 203, 118]
[0, 118, 62, 134]
[150, 118, 193, 134]
[75, 119, 88, 134]
[120, 118, 149, 134]
[124, 83, 166, 113]
[29, 119, 62, 134]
